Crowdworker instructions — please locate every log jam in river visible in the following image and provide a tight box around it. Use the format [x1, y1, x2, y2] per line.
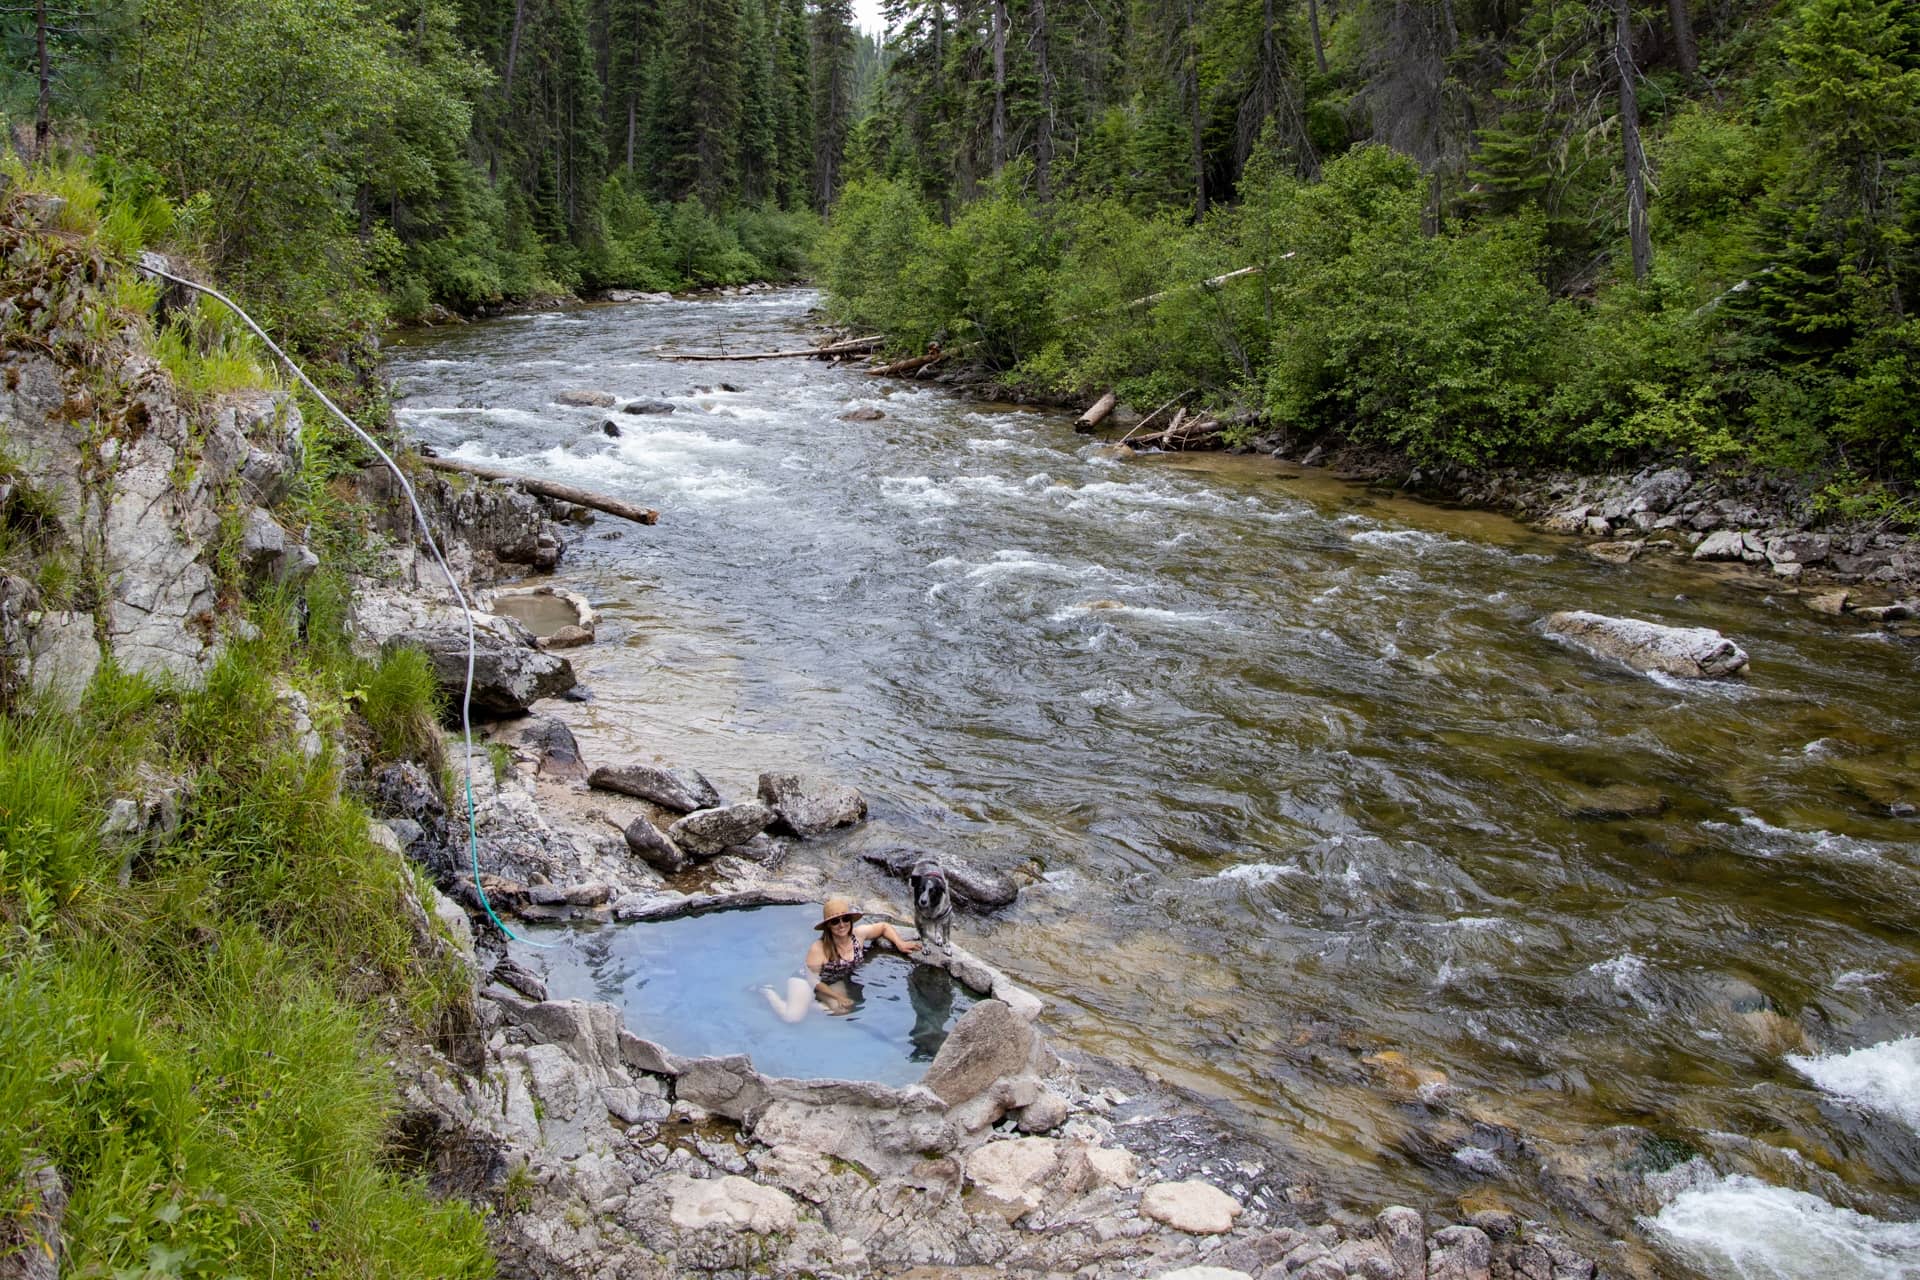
[390, 290, 1920, 1280]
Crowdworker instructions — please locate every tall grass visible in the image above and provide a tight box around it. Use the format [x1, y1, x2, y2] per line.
[0, 613, 492, 1279]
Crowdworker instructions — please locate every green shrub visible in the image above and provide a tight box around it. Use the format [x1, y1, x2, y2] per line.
[360, 645, 447, 766]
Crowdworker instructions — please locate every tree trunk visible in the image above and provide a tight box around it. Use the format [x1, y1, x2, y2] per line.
[1032, 0, 1055, 198]
[1305, 0, 1327, 75]
[1667, 0, 1697, 74]
[991, 0, 1008, 174]
[34, 0, 50, 159]
[503, 0, 528, 97]
[1185, 0, 1206, 218]
[1615, 0, 1652, 280]
[626, 93, 637, 170]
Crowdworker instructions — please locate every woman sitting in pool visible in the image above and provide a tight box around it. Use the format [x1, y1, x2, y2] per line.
[761, 896, 919, 1023]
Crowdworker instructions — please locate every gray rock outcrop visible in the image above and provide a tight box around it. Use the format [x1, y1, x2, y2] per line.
[1, 338, 314, 702]
[1543, 610, 1749, 678]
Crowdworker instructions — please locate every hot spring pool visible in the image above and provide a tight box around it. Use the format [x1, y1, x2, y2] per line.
[517, 905, 979, 1086]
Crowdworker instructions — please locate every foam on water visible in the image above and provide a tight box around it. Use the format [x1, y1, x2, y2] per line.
[1589, 952, 1662, 1011]
[880, 475, 960, 508]
[1645, 1174, 1920, 1280]
[1703, 810, 1888, 864]
[1049, 601, 1220, 626]
[1349, 528, 1465, 551]
[1213, 862, 1304, 883]
[1787, 1037, 1920, 1132]
[400, 405, 553, 431]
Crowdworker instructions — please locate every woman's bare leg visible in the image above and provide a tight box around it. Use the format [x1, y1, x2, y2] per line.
[761, 976, 814, 1023]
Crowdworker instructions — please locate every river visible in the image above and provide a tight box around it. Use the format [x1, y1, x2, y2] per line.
[389, 290, 1920, 1279]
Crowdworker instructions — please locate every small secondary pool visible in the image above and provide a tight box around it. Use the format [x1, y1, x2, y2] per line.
[518, 905, 979, 1085]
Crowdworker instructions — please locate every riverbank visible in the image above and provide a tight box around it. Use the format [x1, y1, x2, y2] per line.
[907, 357, 1920, 618]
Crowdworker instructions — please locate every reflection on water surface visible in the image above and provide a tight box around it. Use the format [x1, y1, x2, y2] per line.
[391, 291, 1920, 1278]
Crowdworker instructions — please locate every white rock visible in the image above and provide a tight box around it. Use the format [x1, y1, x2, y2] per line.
[965, 1137, 1061, 1215]
[1139, 1180, 1243, 1234]
[1693, 529, 1748, 561]
[1152, 1268, 1254, 1280]
[1543, 610, 1749, 679]
[1084, 1145, 1139, 1188]
[665, 1173, 797, 1234]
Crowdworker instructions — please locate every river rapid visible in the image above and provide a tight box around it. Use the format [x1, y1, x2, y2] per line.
[389, 290, 1920, 1279]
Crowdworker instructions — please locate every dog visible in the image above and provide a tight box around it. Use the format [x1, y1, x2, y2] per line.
[909, 859, 954, 953]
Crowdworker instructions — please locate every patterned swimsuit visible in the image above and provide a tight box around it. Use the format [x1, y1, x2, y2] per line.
[816, 938, 870, 983]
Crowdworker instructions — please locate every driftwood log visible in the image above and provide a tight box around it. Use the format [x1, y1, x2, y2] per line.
[1118, 389, 1194, 445]
[867, 343, 943, 377]
[1122, 413, 1222, 451]
[662, 335, 883, 361]
[419, 456, 660, 525]
[1073, 390, 1117, 432]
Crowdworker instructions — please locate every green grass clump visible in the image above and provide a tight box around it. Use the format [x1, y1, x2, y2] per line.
[0, 616, 493, 1279]
[359, 646, 447, 768]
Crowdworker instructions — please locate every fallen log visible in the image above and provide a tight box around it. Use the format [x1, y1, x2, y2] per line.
[1122, 417, 1223, 451]
[661, 335, 883, 361]
[1073, 390, 1117, 432]
[867, 344, 943, 377]
[1118, 389, 1194, 445]
[419, 455, 659, 525]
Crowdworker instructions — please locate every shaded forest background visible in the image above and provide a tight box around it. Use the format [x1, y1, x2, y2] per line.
[3, 0, 1918, 492]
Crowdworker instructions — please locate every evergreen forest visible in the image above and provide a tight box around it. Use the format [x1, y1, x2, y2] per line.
[4, 0, 1919, 488]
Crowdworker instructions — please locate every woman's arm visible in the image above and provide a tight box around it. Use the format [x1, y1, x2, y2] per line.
[857, 921, 920, 953]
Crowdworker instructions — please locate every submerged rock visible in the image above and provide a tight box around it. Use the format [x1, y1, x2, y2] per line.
[1543, 610, 1749, 679]
[589, 763, 722, 813]
[757, 771, 866, 838]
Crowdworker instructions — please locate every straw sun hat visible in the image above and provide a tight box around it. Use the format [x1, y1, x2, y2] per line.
[813, 896, 864, 930]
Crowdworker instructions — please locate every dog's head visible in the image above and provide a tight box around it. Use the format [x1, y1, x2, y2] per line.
[909, 860, 950, 914]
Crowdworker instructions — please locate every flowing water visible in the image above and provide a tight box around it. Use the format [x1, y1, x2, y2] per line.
[389, 291, 1920, 1278]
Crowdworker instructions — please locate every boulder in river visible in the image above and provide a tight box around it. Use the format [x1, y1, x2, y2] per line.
[865, 846, 1019, 911]
[555, 389, 617, 407]
[387, 626, 577, 716]
[757, 771, 866, 837]
[589, 763, 722, 812]
[668, 801, 774, 856]
[1543, 611, 1749, 679]
[620, 399, 677, 415]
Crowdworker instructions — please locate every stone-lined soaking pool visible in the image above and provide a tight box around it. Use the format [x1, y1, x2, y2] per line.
[524, 907, 978, 1086]
[391, 291, 1920, 1279]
